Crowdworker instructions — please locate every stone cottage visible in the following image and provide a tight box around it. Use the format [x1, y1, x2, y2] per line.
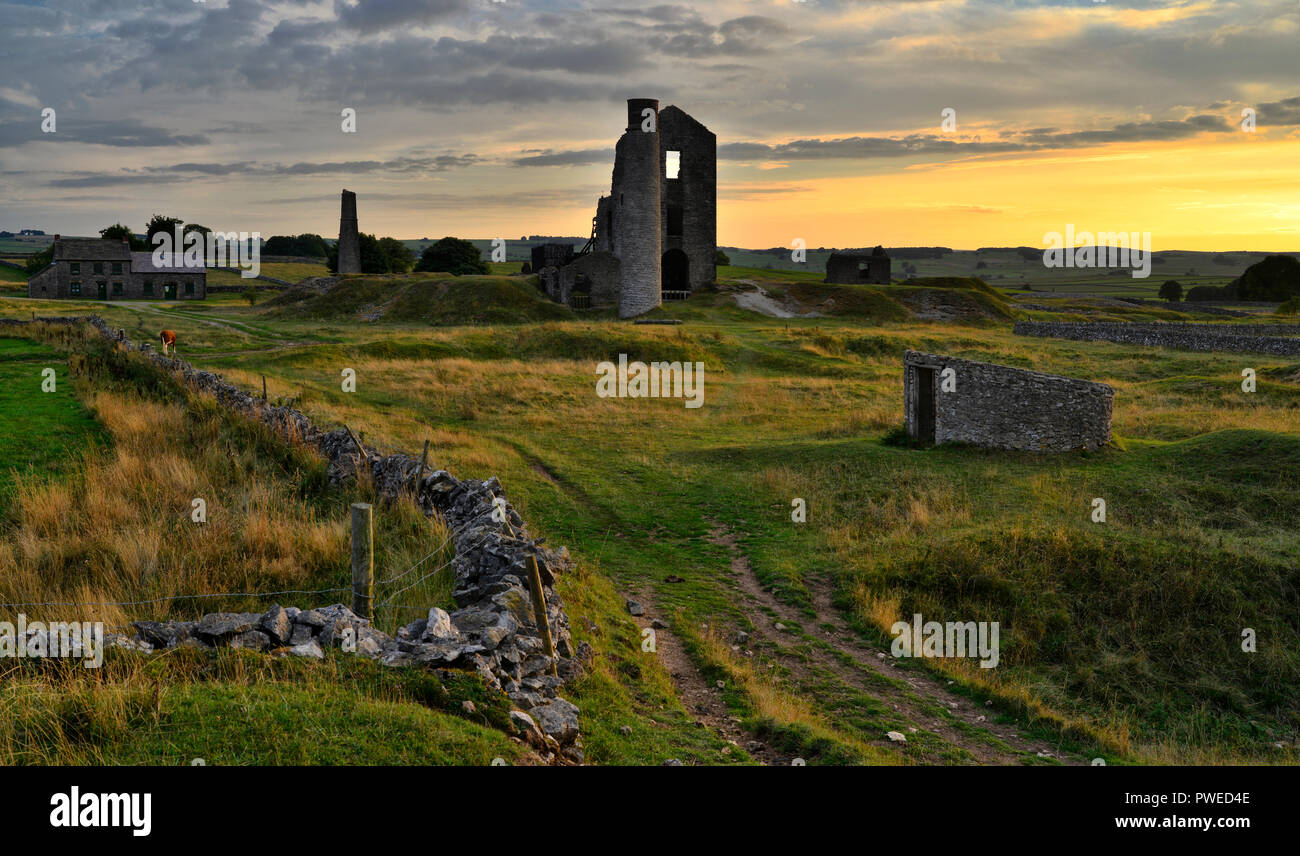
[903, 350, 1113, 451]
[27, 236, 207, 300]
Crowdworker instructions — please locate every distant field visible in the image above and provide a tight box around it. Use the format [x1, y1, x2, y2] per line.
[0, 236, 56, 255]
[722, 247, 1296, 299]
[206, 261, 328, 286]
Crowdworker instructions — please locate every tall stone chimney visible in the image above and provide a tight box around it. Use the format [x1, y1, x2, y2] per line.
[616, 98, 662, 319]
[338, 189, 361, 274]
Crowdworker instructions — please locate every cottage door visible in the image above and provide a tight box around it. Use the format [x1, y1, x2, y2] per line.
[96, 281, 107, 300]
[164, 283, 176, 300]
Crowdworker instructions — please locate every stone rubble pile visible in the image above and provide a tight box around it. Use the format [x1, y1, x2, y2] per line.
[19, 316, 588, 758]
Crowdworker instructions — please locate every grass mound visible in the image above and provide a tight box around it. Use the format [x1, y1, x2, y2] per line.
[781, 282, 910, 321]
[888, 277, 1016, 322]
[844, 523, 1299, 754]
[262, 274, 573, 325]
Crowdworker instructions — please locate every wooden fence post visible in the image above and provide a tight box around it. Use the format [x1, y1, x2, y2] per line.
[262, 374, 267, 403]
[351, 502, 373, 621]
[413, 439, 429, 494]
[525, 553, 558, 676]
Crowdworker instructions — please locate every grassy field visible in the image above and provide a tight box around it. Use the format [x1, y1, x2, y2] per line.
[0, 334, 106, 500]
[1, 266, 1297, 765]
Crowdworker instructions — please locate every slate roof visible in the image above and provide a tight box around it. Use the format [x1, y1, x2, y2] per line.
[131, 252, 201, 275]
[53, 238, 131, 262]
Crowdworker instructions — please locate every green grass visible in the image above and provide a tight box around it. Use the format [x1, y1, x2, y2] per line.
[1, 266, 1297, 764]
[0, 649, 528, 765]
[262, 273, 573, 325]
[0, 335, 106, 498]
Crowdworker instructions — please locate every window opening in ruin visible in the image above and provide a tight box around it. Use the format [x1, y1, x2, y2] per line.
[916, 367, 936, 444]
[573, 273, 591, 295]
[666, 150, 681, 179]
[858, 261, 870, 280]
[667, 206, 683, 237]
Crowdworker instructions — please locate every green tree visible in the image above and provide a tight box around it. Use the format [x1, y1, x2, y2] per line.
[145, 214, 184, 247]
[1158, 280, 1183, 302]
[715, 249, 731, 266]
[378, 237, 415, 273]
[99, 223, 148, 251]
[25, 245, 53, 275]
[242, 287, 260, 307]
[265, 234, 329, 258]
[1234, 255, 1300, 301]
[326, 233, 402, 274]
[415, 237, 488, 276]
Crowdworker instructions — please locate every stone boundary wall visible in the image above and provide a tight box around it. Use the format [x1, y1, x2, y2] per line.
[1, 315, 587, 758]
[904, 350, 1113, 452]
[1015, 321, 1300, 355]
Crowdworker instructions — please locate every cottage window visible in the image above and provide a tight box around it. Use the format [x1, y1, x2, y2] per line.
[111, 262, 123, 275]
[184, 281, 195, 295]
[112, 281, 123, 295]
[142, 280, 153, 296]
[666, 150, 681, 180]
[70, 262, 80, 274]
[70, 281, 81, 295]
[93, 262, 103, 274]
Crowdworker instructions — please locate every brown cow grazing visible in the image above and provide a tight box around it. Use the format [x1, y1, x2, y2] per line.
[160, 330, 176, 356]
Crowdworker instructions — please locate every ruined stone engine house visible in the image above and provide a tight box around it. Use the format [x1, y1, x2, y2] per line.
[535, 98, 717, 318]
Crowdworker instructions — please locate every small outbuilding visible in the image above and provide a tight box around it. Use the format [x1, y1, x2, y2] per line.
[903, 350, 1113, 451]
[826, 246, 891, 285]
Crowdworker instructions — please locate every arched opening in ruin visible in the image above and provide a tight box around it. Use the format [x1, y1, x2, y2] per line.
[662, 249, 690, 298]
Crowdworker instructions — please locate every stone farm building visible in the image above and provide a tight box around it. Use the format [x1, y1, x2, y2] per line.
[533, 98, 717, 318]
[825, 247, 891, 285]
[903, 350, 1113, 452]
[27, 236, 207, 301]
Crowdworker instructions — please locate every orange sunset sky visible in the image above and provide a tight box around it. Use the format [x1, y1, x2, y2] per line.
[2, 0, 1297, 251]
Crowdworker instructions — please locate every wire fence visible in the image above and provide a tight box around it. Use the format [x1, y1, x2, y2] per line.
[0, 514, 484, 632]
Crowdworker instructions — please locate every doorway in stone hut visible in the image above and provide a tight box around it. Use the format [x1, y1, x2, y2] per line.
[915, 366, 936, 444]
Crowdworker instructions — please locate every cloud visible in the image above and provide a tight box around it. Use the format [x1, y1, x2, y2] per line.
[1255, 96, 1300, 126]
[42, 153, 480, 187]
[333, 0, 471, 33]
[0, 118, 208, 148]
[513, 148, 614, 167]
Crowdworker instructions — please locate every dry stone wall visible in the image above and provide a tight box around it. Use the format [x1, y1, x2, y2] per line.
[6, 315, 588, 757]
[1015, 321, 1300, 355]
